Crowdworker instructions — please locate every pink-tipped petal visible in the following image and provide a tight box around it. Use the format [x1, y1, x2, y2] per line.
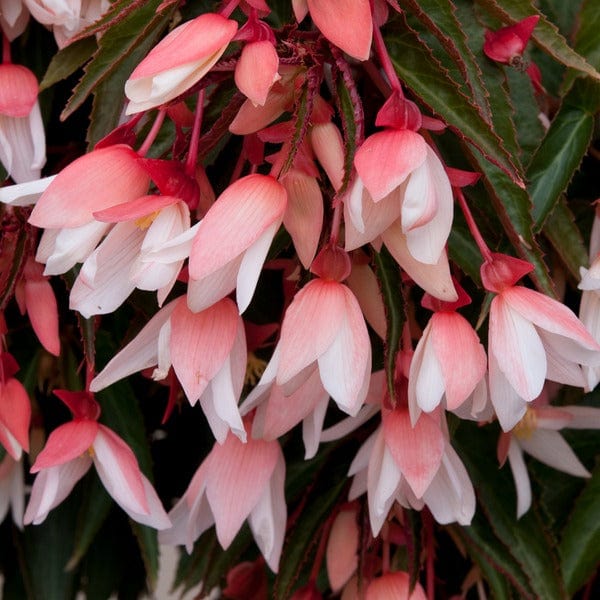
[93, 425, 149, 516]
[431, 312, 487, 410]
[186, 257, 240, 314]
[0, 378, 31, 456]
[31, 421, 98, 472]
[29, 145, 150, 229]
[326, 506, 359, 592]
[170, 298, 238, 404]
[366, 571, 427, 600]
[0, 64, 38, 117]
[382, 409, 444, 498]
[346, 261, 387, 340]
[354, 130, 427, 202]
[93, 194, 180, 222]
[490, 294, 546, 402]
[24, 271, 60, 356]
[207, 434, 279, 549]
[277, 279, 346, 385]
[189, 174, 286, 280]
[307, 0, 373, 61]
[310, 122, 345, 191]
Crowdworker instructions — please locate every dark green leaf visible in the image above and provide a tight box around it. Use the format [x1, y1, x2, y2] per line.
[386, 13, 524, 187]
[571, 0, 600, 70]
[479, 0, 600, 80]
[542, 199, 588, 280]
[401, 0, 492, 124]
[373, 247, 406, 402]
[40, 37, 97, 90]
[560, 463, 600, 594]
[61, 0, 173, 122]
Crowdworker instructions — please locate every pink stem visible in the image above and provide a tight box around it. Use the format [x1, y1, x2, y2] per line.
[329, 197, 343, 246]
[137, 108, 167, 157]
[220, 0, 240, 18]
[372, 24, 402, 93]
[2, 33, 11, 64]
[455, 187, 493, 262]
[185, 90, 205, 176]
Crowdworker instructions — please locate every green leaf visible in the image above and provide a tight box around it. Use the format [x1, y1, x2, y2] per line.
[560, 463, 600, 594]
[455, 423, 567, 600]
[571, 0, 600, 70]
[61, 0, 173, 122]
[386, 13, 524, 187]
[40, 37, 98, 90]
[542, 199, 588, 280]
[528, 89, 595, 229]
[373, 247, 406, 402]
[401, 0, 492, 124]
[274, 468, 347, 599]
[479, 0, 600, 80]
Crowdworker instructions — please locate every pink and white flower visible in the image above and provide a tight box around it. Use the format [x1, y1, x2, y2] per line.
[23, 390, 170, 529]
[235, 40, 280, 106]
[482, 253, 600, 430]
[188, 173, 287, 314]
[159, 423, 286, 572]
[124, 13, 238, 114]
[0, 63, 45, 184]
[90, 297, 247, 443]
[0, 454, 24, 529]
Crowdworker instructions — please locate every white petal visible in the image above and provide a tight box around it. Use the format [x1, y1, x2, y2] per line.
[507, 438, 532, 518]
[302, 396, 329, 460]
[0, 175, 55, 206]
[488, 352, 527, 432]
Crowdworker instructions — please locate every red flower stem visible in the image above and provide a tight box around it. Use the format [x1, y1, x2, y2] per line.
[372, 24, 402, 93]
[220, 0, 240, 18]
[455, 187, 493, 262]
[138, 108, 167, 157]
[185, 89, 205, 176]
[2, 33, 10, 64]
[329, 196, 343, 246]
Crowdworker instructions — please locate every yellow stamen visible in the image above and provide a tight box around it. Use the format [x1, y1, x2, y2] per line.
[87, 446, 95, 458]
[245, 352, 267, 386]
[513, 408, 538, 440]
[135, 210, 160, 229]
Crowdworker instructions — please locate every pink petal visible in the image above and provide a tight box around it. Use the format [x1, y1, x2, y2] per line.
[366, 571, 427, 600]
[90, 300, 177, 392]
[382, 409, 444, 498]
[326, 506, 359, 592]
[0, 378, 31, 456]
[187, 257, 240, 313]
[318, 285, 371, 415]
[346, 261, 387, 340]
[381, 223, 458, 301]
[504, 286, 600, 351]
[23, 456, 92, 525]
[248, 451, 286, 572]
[307, 0, 373, 61]
[29, 145, 150, 229]
[31, 420, 98, 472]
[0, 64, 38, 117]
[281, 169, 323, 269]
[235, 41, 280, 106]
[24, 273, 60, 356]
[93, 194, 180, 222]
[310, 122, 345, 191]
[277, 279, 346, 385]
[169, 298, 238, 404]
[93, 425, 149, 516]
[354, 130, 427, 202]
[489, 294, 546, 402]
[431, 312, 487, 410]
[189, 174, 286, 280]
[207, 434, 279, 548]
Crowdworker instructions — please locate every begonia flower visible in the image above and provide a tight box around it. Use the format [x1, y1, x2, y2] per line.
[159, 423, 286, 572]
[235, 40, 280, 106]
[0, 63, 45, 184]
[23, 390, 170, 529]
[90, 296, 247, 443]
[482, 253, 600, 430]
[124, 13, 238, 114]
[188, 173, 287, 314]
[483, 15, 539, 65]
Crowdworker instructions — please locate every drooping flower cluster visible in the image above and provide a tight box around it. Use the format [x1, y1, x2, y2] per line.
[1, 2, 599, 597]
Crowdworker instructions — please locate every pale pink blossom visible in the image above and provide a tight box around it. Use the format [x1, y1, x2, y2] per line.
[23, 390, 170, 529]
[408, 287, 487, 423]
[499, 399, 600, 517]
[0, 454, 24, 529]
[159, 424, 286, 572]
[0, 63, 45, 183]
[0, 352, 31, 460]
[235, 40, 281, 106]
[124, 13, 238, 114]
[90, 297, 247, 443]
[188, 173, 287, 314]
[482, 253, 600, 430]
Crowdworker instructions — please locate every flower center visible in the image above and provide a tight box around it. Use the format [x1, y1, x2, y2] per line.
[513, 408, 538, 439]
